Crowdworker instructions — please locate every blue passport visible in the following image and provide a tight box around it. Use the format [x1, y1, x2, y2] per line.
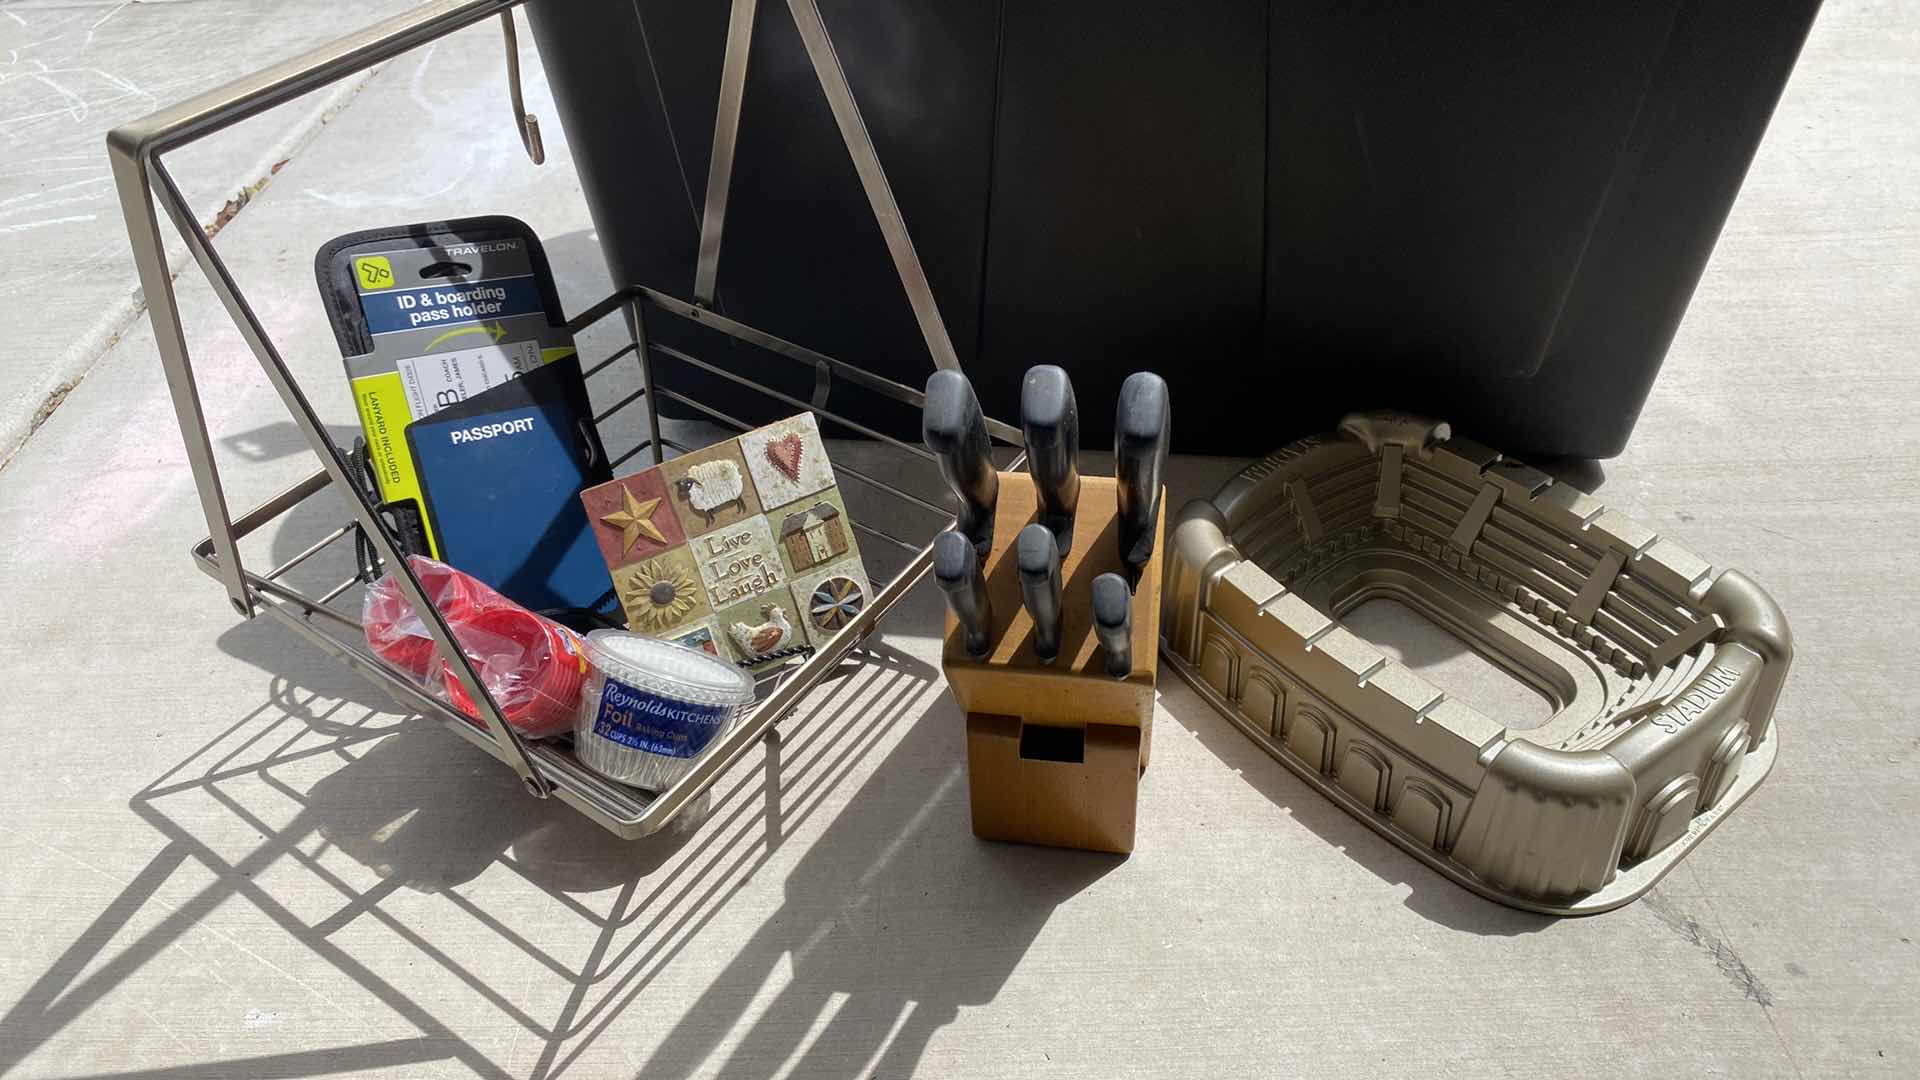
[404, 357, 616, 613]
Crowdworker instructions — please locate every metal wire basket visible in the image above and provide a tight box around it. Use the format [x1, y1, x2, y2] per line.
[109, 0, 1017, 839]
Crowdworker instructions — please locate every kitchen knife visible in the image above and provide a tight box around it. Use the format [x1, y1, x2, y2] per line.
[923, 370, 999, 555]
[1114, 371, 1170, 587]
[1016, 522, 1063, 663]
[934, 528, 993, 658]
[1091, 572, 1133, 678]
[1020, 365, 1080, 555]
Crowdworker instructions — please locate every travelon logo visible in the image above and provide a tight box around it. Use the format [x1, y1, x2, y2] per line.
[445, 241, 518, 256]
[450, 418, 536, 444]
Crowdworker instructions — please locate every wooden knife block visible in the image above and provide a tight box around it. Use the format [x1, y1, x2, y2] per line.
[941, 473, 1163, 854]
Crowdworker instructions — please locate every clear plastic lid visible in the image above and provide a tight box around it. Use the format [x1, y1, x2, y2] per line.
[581, 630, 756, 707]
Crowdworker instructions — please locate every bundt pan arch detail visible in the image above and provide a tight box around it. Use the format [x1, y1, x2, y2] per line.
[1162, 412, 1790, 914]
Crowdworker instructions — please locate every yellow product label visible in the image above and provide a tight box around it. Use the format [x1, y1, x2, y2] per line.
[354, 255, 395, 290]
[351, 371, 439, 558]
[541, 346, 577, 364]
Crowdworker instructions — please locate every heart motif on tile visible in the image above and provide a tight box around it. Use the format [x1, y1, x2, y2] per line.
[766, 433, 805, 483]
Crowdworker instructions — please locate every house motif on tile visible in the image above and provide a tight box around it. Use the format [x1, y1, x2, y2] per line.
[779, 500, 849, 572]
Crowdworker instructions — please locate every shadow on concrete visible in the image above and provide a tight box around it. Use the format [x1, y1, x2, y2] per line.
[217, 421, 362, 465]
[6, 245, 1254, 1077]
[609, 692, 1117, 1080]
[0, 623, 1102, 1079]
[208, 479, 395, 712]
[1160, 674, 1554, 937]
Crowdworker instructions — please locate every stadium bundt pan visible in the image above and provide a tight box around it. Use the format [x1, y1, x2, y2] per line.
[1162, 413, 1791, 914]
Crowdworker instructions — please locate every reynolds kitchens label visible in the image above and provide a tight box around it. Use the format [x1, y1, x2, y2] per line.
[591, 676, 735, 758]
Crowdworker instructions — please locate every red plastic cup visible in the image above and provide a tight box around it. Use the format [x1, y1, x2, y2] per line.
[364, 557, 496, 679]
[440, 605, 589, 738]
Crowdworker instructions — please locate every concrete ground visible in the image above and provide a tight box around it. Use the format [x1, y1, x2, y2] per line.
[1, 3, 1916, 1079]
[0, 0, 419, 464]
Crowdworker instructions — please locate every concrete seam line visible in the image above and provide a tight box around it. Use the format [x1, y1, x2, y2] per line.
[0, 65, 386, 476]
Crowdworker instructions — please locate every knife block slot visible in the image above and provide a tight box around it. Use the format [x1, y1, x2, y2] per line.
[941, 472, 1163, 854]
[1019, 722, 1085, 764]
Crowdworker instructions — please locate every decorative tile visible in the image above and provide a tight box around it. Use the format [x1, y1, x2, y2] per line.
[579, 412, 866, 672]
[610, 546, 712, 635]
[788, 556, 874, 647]
[770, 486, 854, 577]
[581, 469, 684, 568]
[689, 513, 787, 614]
[661, 440, 761, 536]
[712, 586, 805, 664]
[740, 412, 835, 511]
[662, 619, 724, 660]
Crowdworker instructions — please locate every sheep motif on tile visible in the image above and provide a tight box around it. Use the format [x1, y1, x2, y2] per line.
[673, 459, 747, 527]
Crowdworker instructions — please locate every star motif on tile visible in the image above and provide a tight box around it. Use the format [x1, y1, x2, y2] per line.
[600, 486, 667, 555]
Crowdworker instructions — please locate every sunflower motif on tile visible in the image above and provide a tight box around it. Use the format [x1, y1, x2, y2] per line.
[621, 553, 706, 632]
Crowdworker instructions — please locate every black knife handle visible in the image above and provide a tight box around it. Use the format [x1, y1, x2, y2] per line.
[923, 370, 998, 555]
[1020, 365, 1080, 555]
[1016, 523, 1063, 663]
[1091, 572, 1133, 678]
[933, 529, 993, 657]
[1114, 371, 1170, 585]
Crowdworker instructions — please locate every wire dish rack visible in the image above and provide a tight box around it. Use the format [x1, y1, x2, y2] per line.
[109, 0, 1019, 839]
